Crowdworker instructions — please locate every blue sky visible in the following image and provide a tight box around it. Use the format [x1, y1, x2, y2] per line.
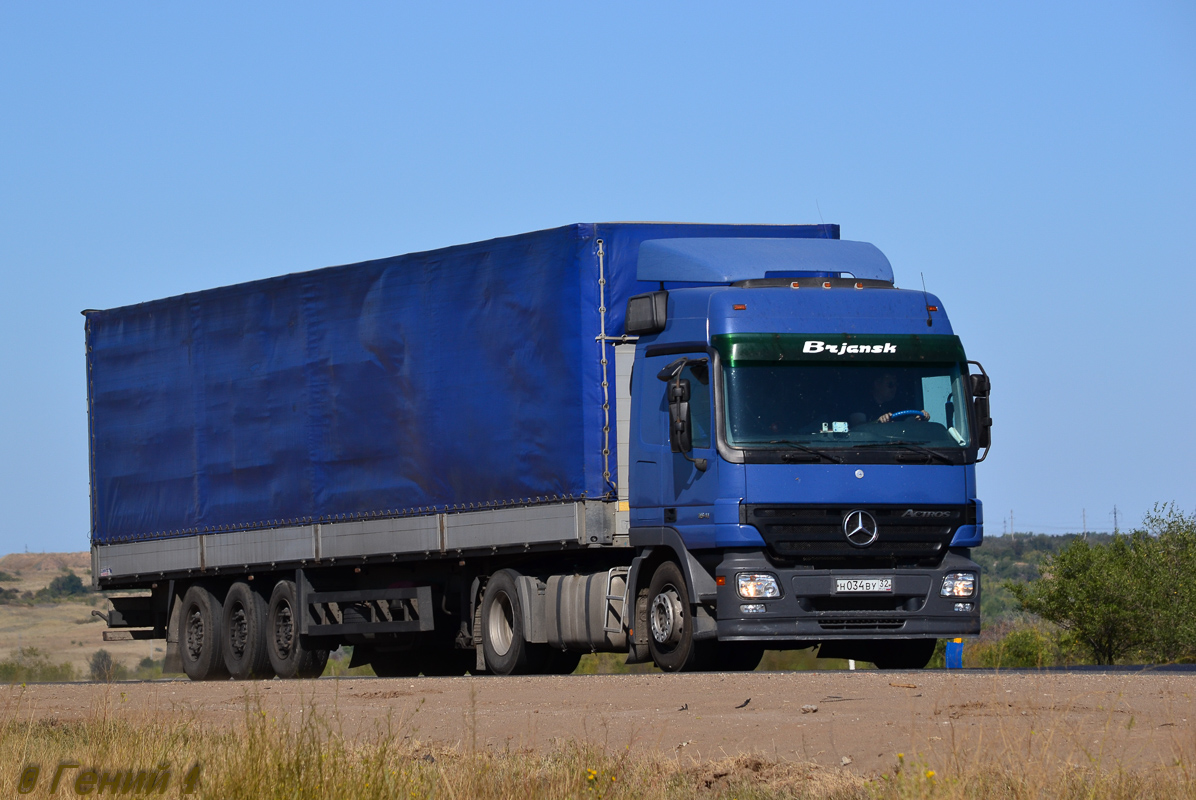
[1, 2, 1193, 553]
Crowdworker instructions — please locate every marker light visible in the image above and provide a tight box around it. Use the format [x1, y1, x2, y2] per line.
[822, 281, 832, 289]
[854, 282, 864, 289]
[790, 282, 801, 289]
[715, 576, 726, 586]
[941, 572, 976, 598]
[732, 304, 746, 310]
[737, 573, 781, 599]
[927, 305, 939, 311]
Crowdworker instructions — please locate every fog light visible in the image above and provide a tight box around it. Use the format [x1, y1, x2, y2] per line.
[740, 603, 766, 614]
[954, 602, 973, 612]
[941, 572, 976, 597]
[737, 573, 781, 599]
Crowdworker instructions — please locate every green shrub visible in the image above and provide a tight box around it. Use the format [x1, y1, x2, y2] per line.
[88, 649, 128, 682]
[1009, 504, 1196, 665]
[0, 647, 76, 683]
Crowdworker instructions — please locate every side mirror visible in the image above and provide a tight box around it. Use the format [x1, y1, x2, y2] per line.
[658, 363, 708, 472]
[973, 396, 992, 450]
[668, 379, 693, 453]
[967, 361, 992, 458]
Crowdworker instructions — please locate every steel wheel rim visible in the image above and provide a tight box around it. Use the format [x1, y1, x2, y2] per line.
[274, 600, 294, 659]
[185, 606, 205, 661]
[650, 585, 685, 648]
[486, 592, 515, 656]
[229, 604, 248, 658]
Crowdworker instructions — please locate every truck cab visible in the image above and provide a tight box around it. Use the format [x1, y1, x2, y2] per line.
[621, 237, 990, 670]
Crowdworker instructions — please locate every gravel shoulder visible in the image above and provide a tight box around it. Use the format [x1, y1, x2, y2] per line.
[7, 671, 1194, 774]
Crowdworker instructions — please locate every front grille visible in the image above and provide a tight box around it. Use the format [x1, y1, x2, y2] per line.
[745, 504, 964, 567]
[818, 617, 907, 631]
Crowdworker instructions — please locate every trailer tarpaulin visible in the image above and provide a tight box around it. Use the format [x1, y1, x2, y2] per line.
[85, 222, 835, 543]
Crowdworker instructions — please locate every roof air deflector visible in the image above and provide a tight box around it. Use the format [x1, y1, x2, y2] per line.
[636, 238, 894, 284]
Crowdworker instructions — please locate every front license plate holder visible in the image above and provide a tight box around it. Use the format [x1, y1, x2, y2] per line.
[834, 577, 893, 593]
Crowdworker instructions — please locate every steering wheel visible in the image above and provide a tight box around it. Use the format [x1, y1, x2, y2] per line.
[888, 409, 929, 421]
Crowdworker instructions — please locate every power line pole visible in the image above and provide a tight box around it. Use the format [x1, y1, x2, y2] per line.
[1082, 508, 1087, 537]
[1113, 505, 1119, 534]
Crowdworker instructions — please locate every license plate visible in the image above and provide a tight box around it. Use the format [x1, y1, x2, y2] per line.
[835, 578, 893, 593]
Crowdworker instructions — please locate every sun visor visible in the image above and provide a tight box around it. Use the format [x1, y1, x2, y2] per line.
[636, 238, 894, 284]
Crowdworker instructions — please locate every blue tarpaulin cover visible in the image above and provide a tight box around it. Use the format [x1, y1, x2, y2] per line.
[86, 222, 837, 544]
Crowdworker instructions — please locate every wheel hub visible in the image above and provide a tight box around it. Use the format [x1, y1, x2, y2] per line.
[185, 608, 204, 661]
[229, 605, 248, 657]
[650, 588, 685, 646]
[274, 602, 294, 659]
[486, 592, 515, 656]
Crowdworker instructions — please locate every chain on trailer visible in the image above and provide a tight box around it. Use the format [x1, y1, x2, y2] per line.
[594, 238, 638, 498]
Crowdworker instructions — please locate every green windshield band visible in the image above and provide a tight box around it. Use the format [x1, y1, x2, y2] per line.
[712, 333, 966, 365]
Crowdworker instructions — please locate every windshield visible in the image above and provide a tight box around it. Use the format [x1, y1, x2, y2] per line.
[714, 334, 972, 451]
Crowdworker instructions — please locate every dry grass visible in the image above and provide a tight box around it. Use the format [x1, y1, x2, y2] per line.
[1, 683, 1193, 799]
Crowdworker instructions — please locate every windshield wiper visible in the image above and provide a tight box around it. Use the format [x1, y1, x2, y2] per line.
[766, 440, 844, 464]
[856, 440, 956, 465]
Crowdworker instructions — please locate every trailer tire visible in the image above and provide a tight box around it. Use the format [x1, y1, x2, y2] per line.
[222, 582, 273, 680]
[267, 580, 329, 679]
[180, 585, 229, 681]
[872, 639, 937, 670]
[480, 570, 535, 675]
[646, 561, 701, 672]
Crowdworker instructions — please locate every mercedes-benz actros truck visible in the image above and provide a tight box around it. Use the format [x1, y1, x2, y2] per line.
[87, 222, 990, 679]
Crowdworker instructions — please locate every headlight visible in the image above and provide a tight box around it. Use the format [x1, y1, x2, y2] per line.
[941, 572, 976, 598]
[737, 573, 781, 599]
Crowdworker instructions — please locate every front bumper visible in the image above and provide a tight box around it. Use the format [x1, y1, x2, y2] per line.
[715, 549, 981, 641]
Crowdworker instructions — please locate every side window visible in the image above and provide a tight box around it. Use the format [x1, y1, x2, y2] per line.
[682, 361, 711, 449]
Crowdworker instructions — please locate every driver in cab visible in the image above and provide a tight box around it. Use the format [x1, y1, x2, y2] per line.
[849, 372, 928, 425]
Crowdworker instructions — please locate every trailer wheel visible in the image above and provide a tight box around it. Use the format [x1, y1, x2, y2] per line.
[480, 569, 534, 675]
[267, 580, 329, 679]
[872, 639, 937, 670]
[180, 585, 230, 681]
[646, 561, 700, 672]
[222, 582, 273, 680]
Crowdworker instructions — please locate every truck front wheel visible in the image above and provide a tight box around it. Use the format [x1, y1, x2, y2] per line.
[180, 585, 230, 681]
[266, 580, 329, 679]
[647, 561, 700, 672]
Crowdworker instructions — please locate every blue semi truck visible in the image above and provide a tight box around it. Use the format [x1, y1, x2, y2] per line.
[86, 223, 990, 679]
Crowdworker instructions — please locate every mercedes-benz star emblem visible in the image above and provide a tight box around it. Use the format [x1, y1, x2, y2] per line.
[843, 510, 879, 547]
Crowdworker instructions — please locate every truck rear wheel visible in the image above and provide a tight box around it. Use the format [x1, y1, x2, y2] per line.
[180, 585, 229, 681]
[480, 569, 535, 675]
[647, 561, 700, 672]
[222, 582, 273, 680]
[266, 580, 329, 679]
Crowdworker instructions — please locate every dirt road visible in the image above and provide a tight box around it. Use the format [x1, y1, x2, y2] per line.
[7, 671, 1194, 774]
